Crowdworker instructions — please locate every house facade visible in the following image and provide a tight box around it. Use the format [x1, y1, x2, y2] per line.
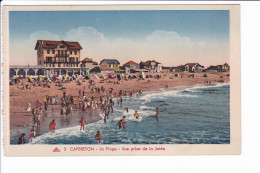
[35, 40, 82, 68]
[139, 60, 162, 73]
[184, 63, 204, 72]
[162, 67, 171, 73]
[80, 57, 98, 69]
[206, 63, 230, 72]
[100, 59, 120, 68]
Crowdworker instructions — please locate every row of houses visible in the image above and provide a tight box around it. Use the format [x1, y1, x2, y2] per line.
[35, 40, 229, 75]
[162, 63, 230, 73]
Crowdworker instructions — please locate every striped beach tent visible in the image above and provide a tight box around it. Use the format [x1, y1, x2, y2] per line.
[102, 74, 107, 79]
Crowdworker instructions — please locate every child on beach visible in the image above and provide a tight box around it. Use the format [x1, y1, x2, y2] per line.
[94, 131, 101, 143]
[49, 120, 56, 133]
[79, 117, 86, 130]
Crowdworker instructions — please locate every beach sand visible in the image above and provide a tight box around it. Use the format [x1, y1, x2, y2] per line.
[9, 72, 229, 143]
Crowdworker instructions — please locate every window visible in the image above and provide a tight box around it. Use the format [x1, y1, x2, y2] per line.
[47, 50, 50, 54]
[75, 51, 77, 55]
[40, 60, 41, 64]
[70, 51, 72, 55]
[52, 50, 55, 54]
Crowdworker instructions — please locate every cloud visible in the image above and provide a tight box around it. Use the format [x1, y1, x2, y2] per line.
[10, 26, 229, 67]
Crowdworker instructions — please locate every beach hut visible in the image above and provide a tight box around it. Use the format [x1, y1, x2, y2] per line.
[175, 73, 179, 77]
[160, 74, 163, 78]
[139, 71, 145, 79]
[107, 73, 114, 79]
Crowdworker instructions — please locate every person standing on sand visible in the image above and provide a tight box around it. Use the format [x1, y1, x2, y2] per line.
[49, 120, 56, 133]
[79, 117, 86, 130]
[126, 107, 128, 113]
[94, 131, 101, 143]
[27, 103, 31, 113]
[29, 130, 34, 143]
[155, 108, 159, 118]
[18, 133, 26, 144]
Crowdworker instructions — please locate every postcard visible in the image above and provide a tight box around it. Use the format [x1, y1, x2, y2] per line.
[2, 4, 240, 156]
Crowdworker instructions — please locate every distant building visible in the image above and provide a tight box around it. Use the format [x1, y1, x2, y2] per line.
[206, 63, 230, 72]
[80, 57, 98, 69]
[184, 63, 204, 72]
[162, 67, 171, 73]
[139, 60, 162, 72]
[89, 66, 115, 74]
[35, 40, 82, 67]
[172, 65, 185, 72]
[100, 59, 120, 68]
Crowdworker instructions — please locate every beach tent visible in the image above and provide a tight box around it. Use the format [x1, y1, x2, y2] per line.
[116, 74, 121, 80]
[63, 75, 67, 80]
[107, 73, 114, 79]
[85, 75, 90, 80]
[28, 76, 33, 82]
[39, 75, 43, 81]
[101, 74, 107, 79]
[53, 74, 58, 81]
[160, 74, 163, 78]
[146, 74, 150, 78]
[15, 77, 21, 84]
[76, 74, 79, 78]
[95, 75, 100, 80]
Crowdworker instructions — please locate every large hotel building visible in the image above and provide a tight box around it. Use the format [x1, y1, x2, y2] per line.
[35, 40, 82, 67]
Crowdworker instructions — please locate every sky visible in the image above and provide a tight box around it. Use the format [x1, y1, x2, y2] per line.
[9, 10, 230, 67]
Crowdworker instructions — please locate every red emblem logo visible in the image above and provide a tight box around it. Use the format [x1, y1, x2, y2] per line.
[53, 147, 60, 152]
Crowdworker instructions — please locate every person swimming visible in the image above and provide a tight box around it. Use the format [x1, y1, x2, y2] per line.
[134, 111, 139, 119]
[125, 107, 128, 113]
[117, 116, 126, 129]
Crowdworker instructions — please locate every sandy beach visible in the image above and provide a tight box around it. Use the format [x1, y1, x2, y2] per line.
[9, 72, 229, 143]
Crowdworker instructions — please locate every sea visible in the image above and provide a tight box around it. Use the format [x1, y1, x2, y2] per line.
[31, 83, 230, 144]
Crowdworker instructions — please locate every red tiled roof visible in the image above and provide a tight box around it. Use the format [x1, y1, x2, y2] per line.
[35, 40, 82, 50]
[185, 63, 198, 68]
[141, 60, 161, 66]
[81, 57, 92, 62]
[123, 61, 138, 66]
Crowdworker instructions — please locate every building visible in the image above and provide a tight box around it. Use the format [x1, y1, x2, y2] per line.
[80, 57, 98, 69]
[205, 66, 218, 72]
[35, 40, 82, 68]
[123, 61, 139, 70]
[99, 59, 120, 68]
[172, 65, 185, 72]
[184, 63, 204, 72]
[205, 63, 230, 72]
[139, 60, 162, 73]
[162, 67, 171, 73]
[89, 66, 115, 75]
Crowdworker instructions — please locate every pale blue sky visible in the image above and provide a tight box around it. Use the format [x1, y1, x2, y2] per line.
[9, 10, 230, 66]
[10, 10, 229, 42]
